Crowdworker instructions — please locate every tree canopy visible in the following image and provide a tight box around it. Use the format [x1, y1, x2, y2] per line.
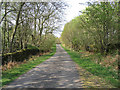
[61, 1, 119, 54]
[1, 2, 66, 54]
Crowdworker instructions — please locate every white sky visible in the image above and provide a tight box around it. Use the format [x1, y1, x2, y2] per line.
[64, 0, 90, 22]
[54, 0, 91, 38]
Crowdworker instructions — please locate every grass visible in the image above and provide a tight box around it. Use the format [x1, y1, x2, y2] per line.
[2, 44, 56, 87]
[61, 45, 120, 88]
[27, 44, 39, 49]
[76, 65, 115, 88]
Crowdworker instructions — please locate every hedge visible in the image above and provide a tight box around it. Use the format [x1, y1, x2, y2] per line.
[1, 48, 43, 65]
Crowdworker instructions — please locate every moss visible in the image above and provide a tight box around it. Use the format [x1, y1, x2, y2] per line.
[2, 48, 40, 65]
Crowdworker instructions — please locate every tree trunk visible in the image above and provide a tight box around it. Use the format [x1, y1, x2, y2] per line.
[3, 3, 7, 54]
[10, 2, 25, 52]
[7, 23, 9, 51]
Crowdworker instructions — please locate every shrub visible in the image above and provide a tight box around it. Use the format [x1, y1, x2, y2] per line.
[2, 48, 40, 65]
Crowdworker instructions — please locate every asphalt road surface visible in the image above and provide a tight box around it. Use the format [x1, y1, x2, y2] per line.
[4, 44, 82, 88]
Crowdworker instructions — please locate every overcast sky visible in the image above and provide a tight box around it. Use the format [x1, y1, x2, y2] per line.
[54, 0, 91, 37]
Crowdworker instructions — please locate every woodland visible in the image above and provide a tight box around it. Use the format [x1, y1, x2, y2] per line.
[61, 2, 120, 87]
[1, 2, 66, 65]
[1, 1, 120, 88]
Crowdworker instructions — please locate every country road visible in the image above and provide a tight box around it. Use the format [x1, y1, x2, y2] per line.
[4, 44, 82, 88]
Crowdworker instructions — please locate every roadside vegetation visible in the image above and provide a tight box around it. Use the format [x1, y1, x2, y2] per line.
[61, 1, 119, 88]
[1, 2, 65, 54]
[1, 2, 66, 87]
[2, 44, 56, 86]
[1, 2, 66, 64]
[1, 1, 119, 88]
[62, 45, 119, 88]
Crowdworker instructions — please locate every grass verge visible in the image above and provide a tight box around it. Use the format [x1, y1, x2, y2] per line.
[2, 44, 56, 87]
[61, 45, 119, 88]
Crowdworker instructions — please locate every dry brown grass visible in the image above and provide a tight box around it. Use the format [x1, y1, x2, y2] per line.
[80, 51, 118, 72]
[2, 61, 23, 71]
[2, 52, 50, 71]
[101, 54, 118, 71]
